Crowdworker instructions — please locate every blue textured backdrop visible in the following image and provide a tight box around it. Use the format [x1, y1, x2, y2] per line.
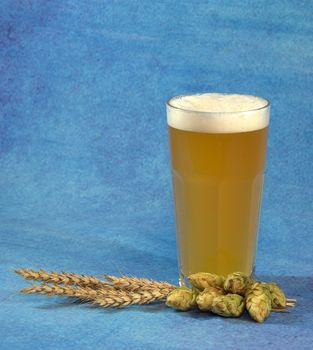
[1, 1, 312, 349]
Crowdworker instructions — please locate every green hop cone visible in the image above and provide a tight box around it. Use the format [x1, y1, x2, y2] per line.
[166, 287, 197, 311]
[224, 272, 253, 296]
[196, 286, 225, 311]
[211, 294, 245, 318]
[246, 282, 272, 323]
[264, 282, 286, 309]
[188, 272, 225, 291]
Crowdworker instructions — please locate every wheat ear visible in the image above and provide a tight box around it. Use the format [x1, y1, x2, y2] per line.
[16, 268, 108, 288]
[104, 275, 176, 292]
[21, 284, 167, 308]
[93, 290, 165, 308]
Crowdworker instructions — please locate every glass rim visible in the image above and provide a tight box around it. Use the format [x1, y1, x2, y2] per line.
[166, 92, 270, 115]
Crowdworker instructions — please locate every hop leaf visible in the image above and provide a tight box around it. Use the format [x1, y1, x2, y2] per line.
[166, 287, 197, 311]
[188, 272, 225, 291]
[246, 282, 272, 323]
[224, 272, 253, 295]
[263, 282, 286, 309]
[211, 294, 245, 317]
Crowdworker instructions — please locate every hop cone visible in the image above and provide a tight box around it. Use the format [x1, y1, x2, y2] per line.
[224, 272, 252, 296]
[196, 286, 225, 311]
[264, 282, 286, 308]
[246, 282, 272, 323]
[166, 287, 197, 311]
[211, 294, 245, 317]
[188, 272, 225, 291]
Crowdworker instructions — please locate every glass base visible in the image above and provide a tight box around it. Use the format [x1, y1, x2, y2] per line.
[178, 271, 188, 287]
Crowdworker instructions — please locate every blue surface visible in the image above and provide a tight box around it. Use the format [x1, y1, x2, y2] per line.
[1, 1, 313, 349]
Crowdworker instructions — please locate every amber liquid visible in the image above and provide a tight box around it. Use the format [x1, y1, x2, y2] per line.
[169, 126, 268, 280]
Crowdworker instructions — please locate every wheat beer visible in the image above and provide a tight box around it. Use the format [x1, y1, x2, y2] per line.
[167, 93, 270, 282]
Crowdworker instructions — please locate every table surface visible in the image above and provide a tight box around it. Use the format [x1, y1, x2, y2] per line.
[1, 218, 313, 350]
[1, 1, 313, 349]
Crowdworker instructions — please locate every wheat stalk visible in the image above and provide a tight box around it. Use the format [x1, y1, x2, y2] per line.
[16, 268, 108, 288]
[21, 283, 166, 308]
[104, 275, 176, 293]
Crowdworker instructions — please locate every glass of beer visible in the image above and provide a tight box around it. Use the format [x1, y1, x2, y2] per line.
[167, 93, 270, 284]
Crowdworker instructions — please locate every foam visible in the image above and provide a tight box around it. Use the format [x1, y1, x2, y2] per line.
[167, 93, 270, 133]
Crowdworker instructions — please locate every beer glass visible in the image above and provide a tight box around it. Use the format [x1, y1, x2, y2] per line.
[167, 93, 270, 284]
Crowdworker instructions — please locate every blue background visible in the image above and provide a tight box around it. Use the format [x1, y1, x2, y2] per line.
[1, 1, 312, 349]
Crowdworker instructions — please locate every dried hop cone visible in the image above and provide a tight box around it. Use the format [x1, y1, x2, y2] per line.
[196, 286, 225, 311]
[224, 272, 252, 296]
[263, 282, 286, 309]
[246, 282, 272, 323]
[211, 294, 245, 318]
[166, 287, 197, 311]
[188, 272, 225, 291]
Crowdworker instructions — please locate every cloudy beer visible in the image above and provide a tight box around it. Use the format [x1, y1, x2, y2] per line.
[167, 93, 270, 282]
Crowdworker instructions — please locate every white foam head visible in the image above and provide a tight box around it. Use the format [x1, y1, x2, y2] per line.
[167, 93, 270, 133]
